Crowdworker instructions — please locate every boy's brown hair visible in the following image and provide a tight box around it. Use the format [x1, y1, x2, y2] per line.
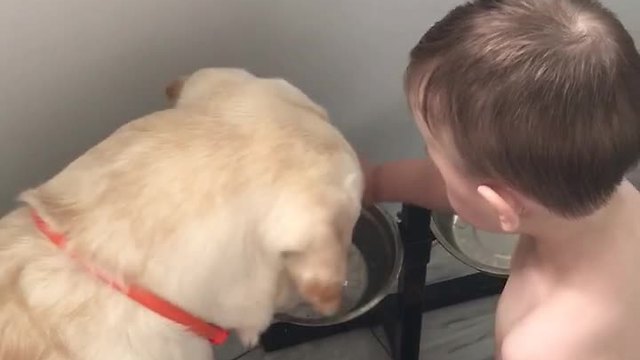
[407, 0, 640, 217]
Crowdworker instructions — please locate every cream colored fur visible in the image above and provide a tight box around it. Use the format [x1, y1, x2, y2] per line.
[0, 67, 363, 359]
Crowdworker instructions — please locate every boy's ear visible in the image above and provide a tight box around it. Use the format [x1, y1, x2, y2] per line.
[477, 185, 522, 233]
[165, 76, 187, 103]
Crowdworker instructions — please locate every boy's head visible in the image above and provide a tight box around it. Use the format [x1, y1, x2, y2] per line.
[406, 0, 640, 232]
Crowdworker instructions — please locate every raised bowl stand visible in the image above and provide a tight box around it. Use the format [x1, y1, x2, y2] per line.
[259, 204, 507, 360]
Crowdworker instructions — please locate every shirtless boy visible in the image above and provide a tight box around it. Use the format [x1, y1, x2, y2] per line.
[364, 0, 640, 358]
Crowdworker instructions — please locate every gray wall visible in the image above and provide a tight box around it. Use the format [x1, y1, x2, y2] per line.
[0, 0, 637, 214]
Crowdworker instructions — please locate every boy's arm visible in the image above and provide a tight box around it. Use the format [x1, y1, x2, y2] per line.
[367, 157, 451, 211]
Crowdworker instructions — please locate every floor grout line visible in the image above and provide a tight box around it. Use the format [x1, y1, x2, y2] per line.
[231, 346, 260, 360]
[229, 348, 255, 360]
[370, 328, 392, 358]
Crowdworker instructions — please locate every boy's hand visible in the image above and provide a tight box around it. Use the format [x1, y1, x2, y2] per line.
[356, 156, 451, 211]
[358, 155, 379, 205]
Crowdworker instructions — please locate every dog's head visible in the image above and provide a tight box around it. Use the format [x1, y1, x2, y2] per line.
[164, 68, 364, 316]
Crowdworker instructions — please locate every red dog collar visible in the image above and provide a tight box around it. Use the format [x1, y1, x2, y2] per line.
[31, 210, 229, 345]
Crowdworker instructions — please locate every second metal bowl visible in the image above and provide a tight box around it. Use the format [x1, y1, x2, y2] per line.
[430, 212, 519, 277]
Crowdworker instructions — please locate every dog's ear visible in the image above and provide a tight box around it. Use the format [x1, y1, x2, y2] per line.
[282, 224, 349, 316]
[165, 76, 187, 103]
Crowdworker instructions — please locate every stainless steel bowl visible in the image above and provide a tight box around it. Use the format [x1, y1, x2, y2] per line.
[275, 205, 403, 326]
[430, 211, 519, 277]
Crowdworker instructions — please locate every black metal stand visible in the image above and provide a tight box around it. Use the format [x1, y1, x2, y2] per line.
[260, 205, 507, 359]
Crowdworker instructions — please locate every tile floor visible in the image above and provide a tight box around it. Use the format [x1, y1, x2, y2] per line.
[214, 244, 498, 360]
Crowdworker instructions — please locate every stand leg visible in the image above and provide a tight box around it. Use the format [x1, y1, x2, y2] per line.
[382, 205, 432, 360]
[422, 273, 506, 312]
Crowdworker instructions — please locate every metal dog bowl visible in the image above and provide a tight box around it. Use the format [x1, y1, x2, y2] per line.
[430, 211, 519, 277]
[276, 205, 403, 326]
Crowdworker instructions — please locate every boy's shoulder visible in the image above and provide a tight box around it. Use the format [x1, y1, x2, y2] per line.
[499, 290, 615, 360]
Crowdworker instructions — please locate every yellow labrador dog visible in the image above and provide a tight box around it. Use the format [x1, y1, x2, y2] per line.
[0, 68, 363, 359]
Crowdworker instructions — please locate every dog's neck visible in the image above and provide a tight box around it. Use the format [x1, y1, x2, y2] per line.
[30, 209, 229, 345]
